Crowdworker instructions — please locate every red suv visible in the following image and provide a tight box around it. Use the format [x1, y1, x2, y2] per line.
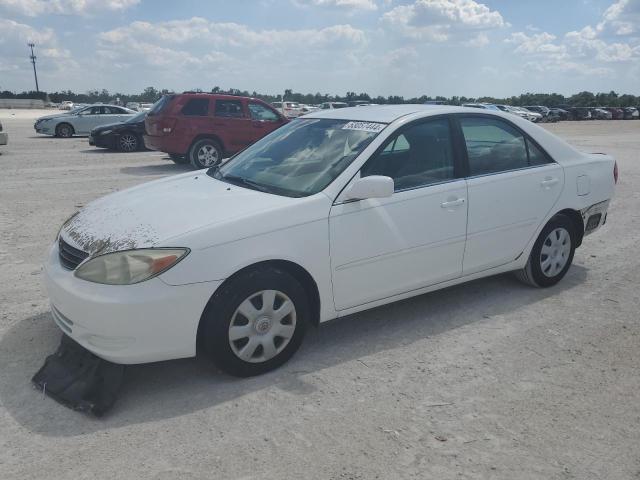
[144, 93, 287, 168]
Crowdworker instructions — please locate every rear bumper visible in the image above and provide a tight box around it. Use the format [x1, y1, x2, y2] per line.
[582, 200, 610, 236]
[0, 132, 7, 145]
[143, 134, 187, 155]
[43, 241, 221, 364]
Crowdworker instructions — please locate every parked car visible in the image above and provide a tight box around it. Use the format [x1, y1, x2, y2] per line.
[0, 120, 7, 147]
[60, 101, 74, 110]
[622, 107, 639, 120]
[348, 101, 371, 107]
[89, 111, 147, 152]
[126, 102, 141, 112]
[34, 105, 137, 137]
[144, 93, 287, 168]
[523, 106, 560, 123]
[462, 103, 500, 111]
[604, 107, 624, 120]
[549, 108, 570, 120]
[271, 101, 302, 118]
[299, 104, 320, 114]
[590, 108, 613, 120]
[139, 103, 154, 112]
[46, 105, 616, 379]
[568, 107, 592, 120]
[494, 105, 539, 122]
[320, 102, 348, 109]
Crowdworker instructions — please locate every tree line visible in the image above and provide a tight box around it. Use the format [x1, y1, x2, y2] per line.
[1, 86, 639, 108]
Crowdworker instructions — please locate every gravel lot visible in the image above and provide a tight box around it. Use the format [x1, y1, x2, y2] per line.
[0, 110, 638, 480]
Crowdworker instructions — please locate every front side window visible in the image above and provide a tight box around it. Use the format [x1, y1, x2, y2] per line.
[211, 119, 383, 197]
[215, 100, 244, 118]
[181, 98, 209, 116]
[248, 103, 279, 121]
[362, 118, 455, 191]
[460, 117, 551, 175]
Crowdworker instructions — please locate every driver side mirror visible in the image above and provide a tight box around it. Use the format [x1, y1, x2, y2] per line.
[343, 175, 394, 201]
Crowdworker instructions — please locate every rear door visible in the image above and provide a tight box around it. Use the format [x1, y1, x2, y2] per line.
[455, 114, 564, 274]
[212, 99, 253, 154]
[247, 102, 285, 144]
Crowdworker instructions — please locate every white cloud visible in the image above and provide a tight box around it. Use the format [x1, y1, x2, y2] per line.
[293, 0, 377, 10]
[383, 0, 505, 42]
[0, 0, 139, 16]
[597, 0, 640, 37]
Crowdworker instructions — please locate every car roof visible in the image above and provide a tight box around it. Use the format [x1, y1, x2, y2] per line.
[306, 104, 489, 123]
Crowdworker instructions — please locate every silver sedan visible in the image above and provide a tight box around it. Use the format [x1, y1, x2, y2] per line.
[34, 105, 136, 137]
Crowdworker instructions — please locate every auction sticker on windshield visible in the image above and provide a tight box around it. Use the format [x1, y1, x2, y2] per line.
[342, 121, 386, 133]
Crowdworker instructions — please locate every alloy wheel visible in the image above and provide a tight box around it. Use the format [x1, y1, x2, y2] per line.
[197, 144, 220, 167]
[119, 134, 137, 152]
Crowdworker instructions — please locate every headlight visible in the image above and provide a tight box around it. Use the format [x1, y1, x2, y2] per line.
[75, 248, 189, 285]
[100, 130, 112, 135]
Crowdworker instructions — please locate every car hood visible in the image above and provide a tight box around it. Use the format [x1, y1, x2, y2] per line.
[60, 171, 297, 255]
[37, 112, 74, 121]
[91, 121, 128, 133]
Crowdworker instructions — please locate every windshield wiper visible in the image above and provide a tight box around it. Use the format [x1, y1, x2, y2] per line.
[221, 174, 271, 194]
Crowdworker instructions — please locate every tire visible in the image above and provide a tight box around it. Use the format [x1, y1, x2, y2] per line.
[117, 132, 139, 152]
[169, 153, 188, 164]
[188, 138, 222, 169]
[55, 123, 74, 138]
[199, 267, 309, 377]
[516, 214, 576, 288]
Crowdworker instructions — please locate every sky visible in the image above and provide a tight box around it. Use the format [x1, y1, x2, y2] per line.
[1, 0, 639, 98]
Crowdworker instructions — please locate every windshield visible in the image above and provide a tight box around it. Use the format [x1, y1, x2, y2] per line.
[147, 95, 174, 115]
[127, 111, 146, 123]
[210, 118, 385, 197]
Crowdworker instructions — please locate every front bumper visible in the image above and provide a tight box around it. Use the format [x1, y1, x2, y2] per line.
[0, 132, 7, 145]
[43, 241, 221, 364]
[34, 123, 54, 135]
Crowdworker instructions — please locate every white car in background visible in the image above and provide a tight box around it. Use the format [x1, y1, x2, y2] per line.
[60, 101, 74, 110]
[46, 105, 616, 377]
[34, 104, 137, 137]
[320, 102, 349, 109]
[272, 101, 302, 118]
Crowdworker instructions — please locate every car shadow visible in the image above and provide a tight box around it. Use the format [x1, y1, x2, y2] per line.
[120, 163, 193, 176]
[0, 266, 587, 436]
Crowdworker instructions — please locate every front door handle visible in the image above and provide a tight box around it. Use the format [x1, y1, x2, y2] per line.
[541, 177, 559, 189]
[441, 198, 466, 208]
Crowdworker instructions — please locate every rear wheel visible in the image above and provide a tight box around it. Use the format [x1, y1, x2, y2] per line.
[56, 123, 74, 138]
[117, 132, 139, 152]
[188, 138, 222, 169]
[199, 267, 309, 377]
[516, 214, 576, 287]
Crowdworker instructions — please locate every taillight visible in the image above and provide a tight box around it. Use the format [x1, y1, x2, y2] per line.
[613, 161, 618, 184]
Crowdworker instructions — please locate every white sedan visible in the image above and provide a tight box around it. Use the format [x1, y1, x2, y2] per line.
[45, 105, 616, 376]
[34, 104, 136, 137]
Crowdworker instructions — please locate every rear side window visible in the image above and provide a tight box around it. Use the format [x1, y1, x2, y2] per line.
[248, 103, 279, 121]
[181, 98, 209, 116]
[362, 118, 455, 191]
[215, 100, 244, 118]
[460, 117, 550, 176]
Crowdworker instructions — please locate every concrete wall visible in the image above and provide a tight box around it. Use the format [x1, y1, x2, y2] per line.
[0, 99, 46, 109]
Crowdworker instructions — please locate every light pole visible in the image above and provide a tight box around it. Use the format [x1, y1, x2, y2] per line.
[28, 42, 40, 93]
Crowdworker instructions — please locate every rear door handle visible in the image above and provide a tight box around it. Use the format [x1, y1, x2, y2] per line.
[541, 177, 559, 189]
[441, 198, 466, 208]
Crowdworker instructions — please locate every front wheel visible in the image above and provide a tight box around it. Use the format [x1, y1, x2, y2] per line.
[199, 267, 309, 377]
[118, 132, 139, 152]
[516, 214, 576, 287]
[55, 123, 74, 138]
[188, 139, 222, 169]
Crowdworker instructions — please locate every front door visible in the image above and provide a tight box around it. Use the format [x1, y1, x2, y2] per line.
[329, 117, 468, 310]
[456, 115, 564, 274]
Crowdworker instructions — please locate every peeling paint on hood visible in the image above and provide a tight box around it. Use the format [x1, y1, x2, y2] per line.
[59, 170, 295, 256]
